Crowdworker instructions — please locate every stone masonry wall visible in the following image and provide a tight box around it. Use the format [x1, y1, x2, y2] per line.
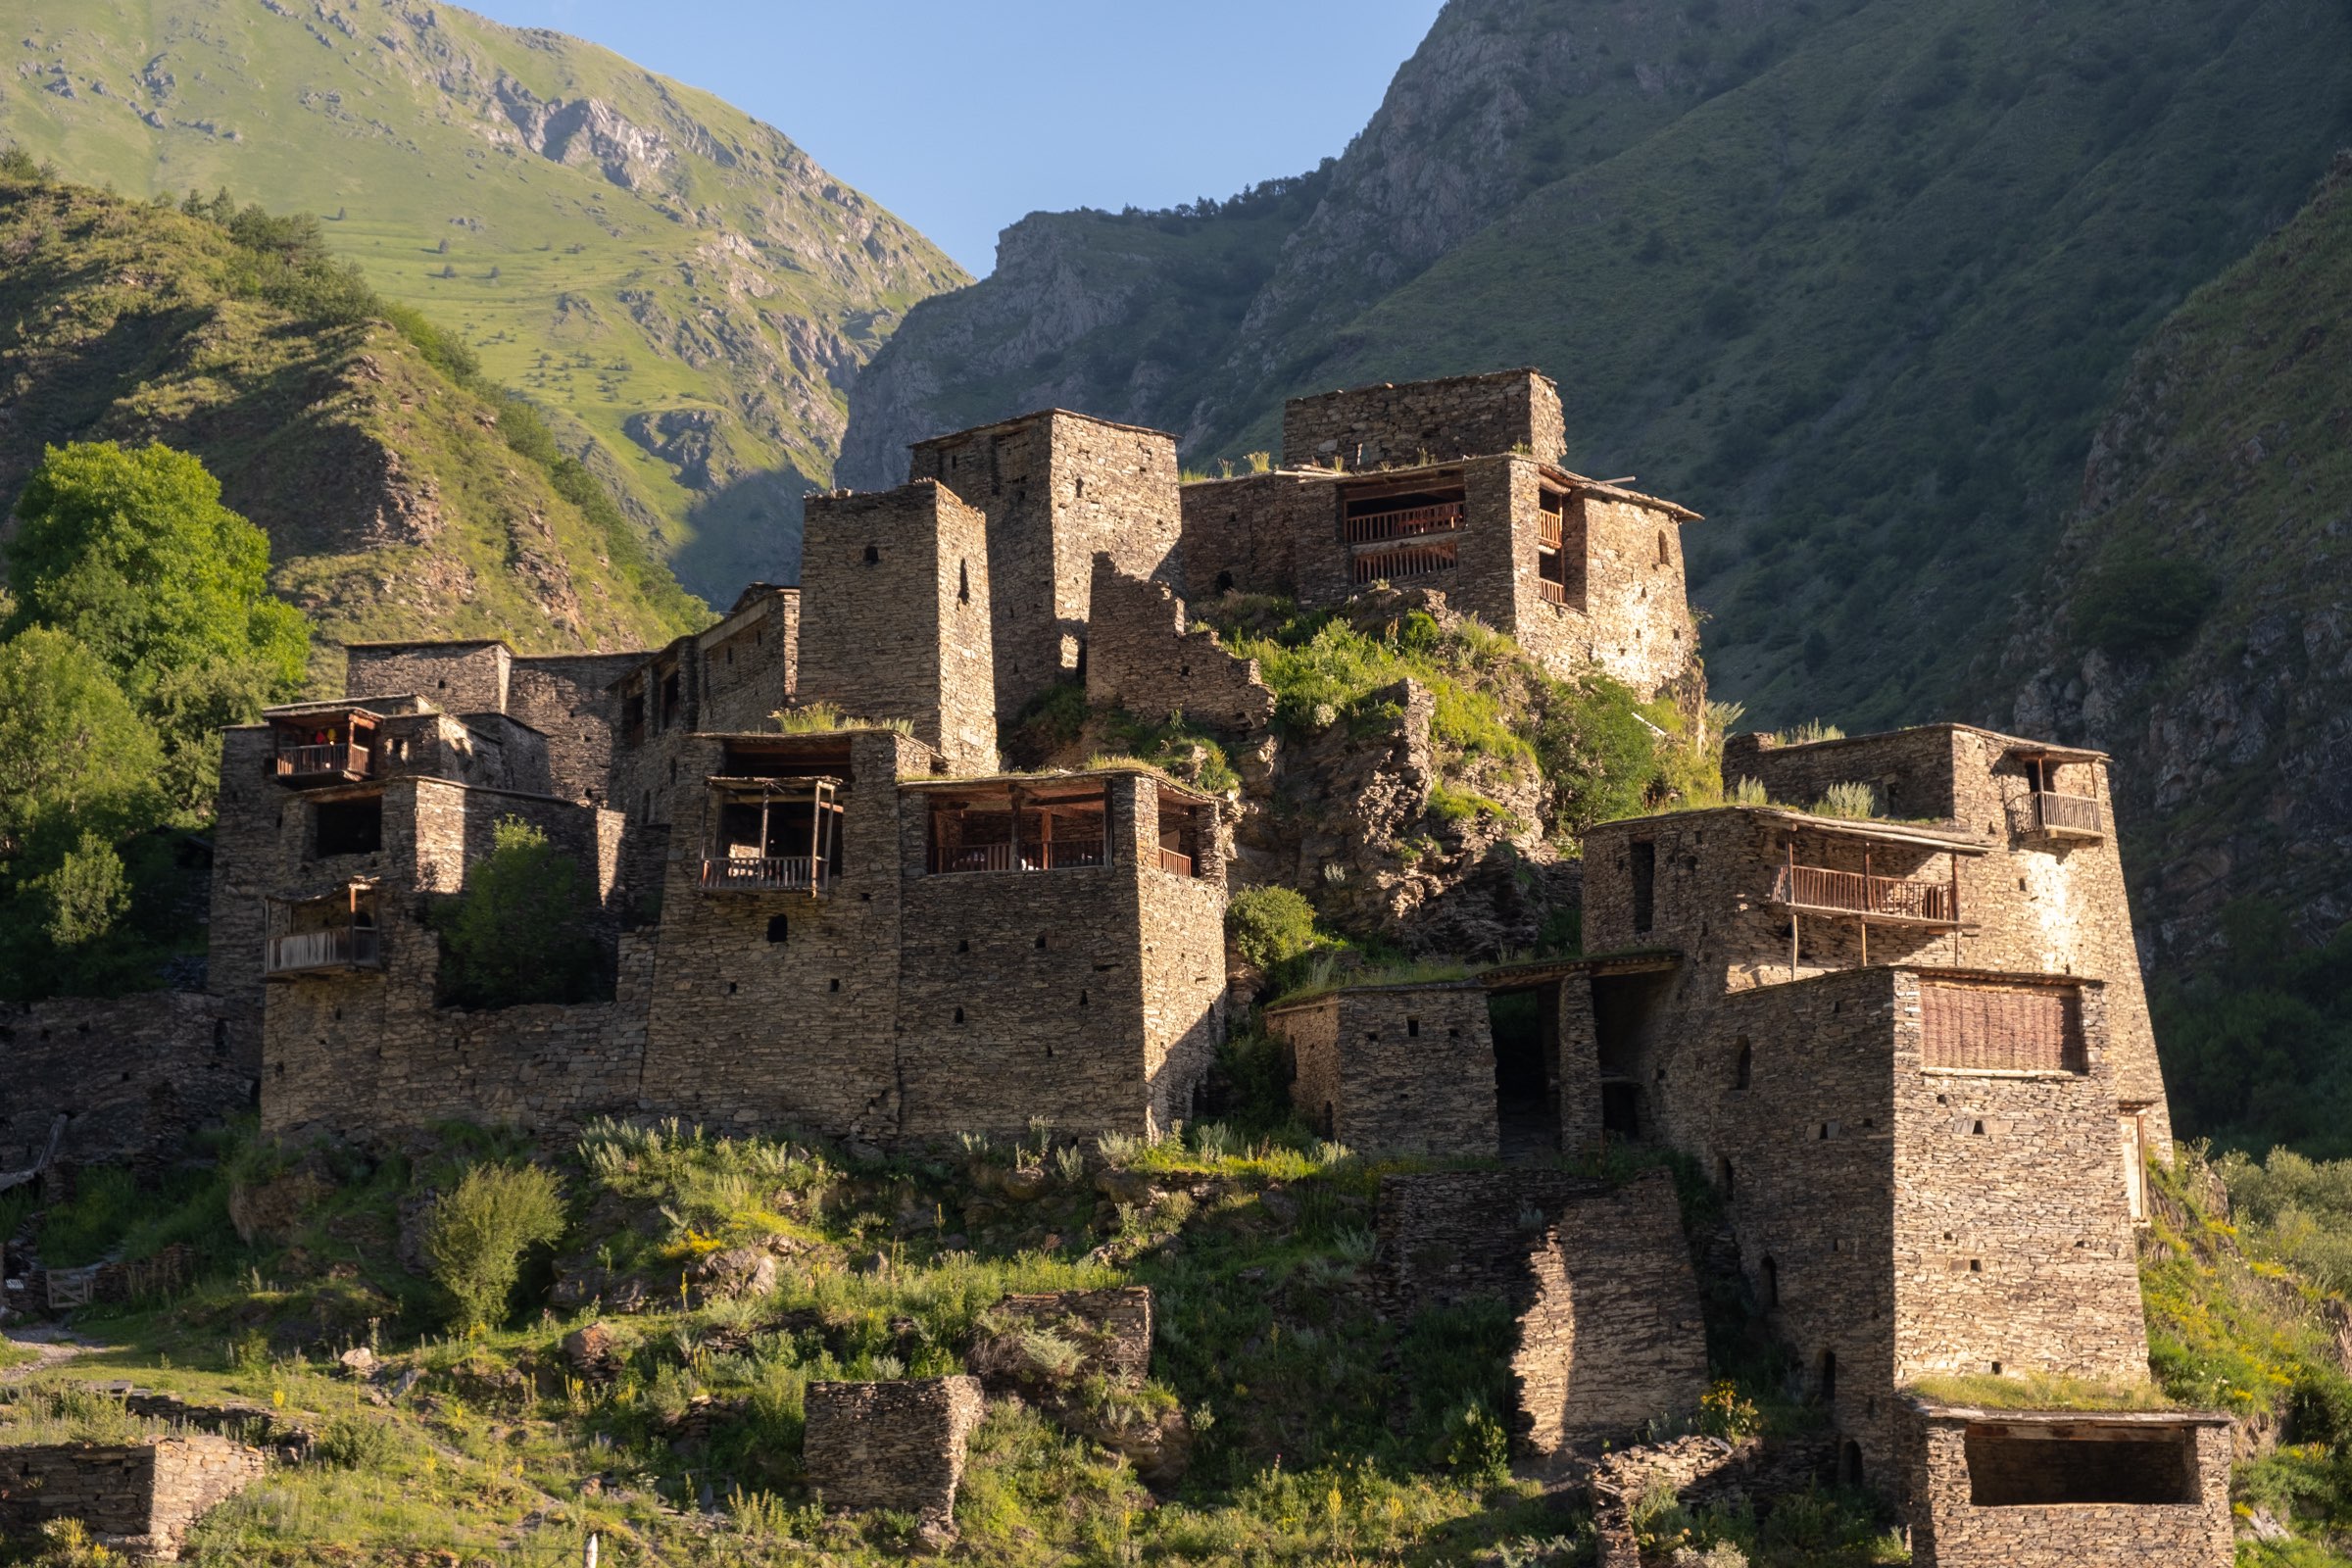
[1888, 971, 2149, 1390]
[1719, 726, 2169, 1146]
[344, 640, 511, 712]
[800, 482, 997, 773]
[637, 730, 927, 1145]
[694, 590, 798, 736]
[802, 1376, 985, 1531]
[1281, 369, 1566, 471]
[912, 411, 1183, 721]
[508, 651, 646, 807]
[1268, 983, 1497, 1155]
[0, 995, 244, 1175]
[1376, 1169, 1707, 1455]
[1900, 1406, 2232, 1567]
[0, 1436, 264, 1561]
[1085, 556, 1276, 734]
[1175, 471, 1316, 600]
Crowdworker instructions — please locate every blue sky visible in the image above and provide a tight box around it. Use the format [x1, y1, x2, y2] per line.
[466, 0, 1446, 276]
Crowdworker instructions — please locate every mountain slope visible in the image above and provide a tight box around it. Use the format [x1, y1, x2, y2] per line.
[2002, 153, 2352, 975]
[0, 170, 706, 661]
[844, 0, 2352, 732]
[0, 0, 968, 600]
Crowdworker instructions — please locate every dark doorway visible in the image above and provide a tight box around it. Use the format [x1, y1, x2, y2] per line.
[1965, 1427, 2197, 1506]
[1489, 988, 1556, 1160]
[313, 797, 382, 858]
[1601, 1082, 1642, 1139]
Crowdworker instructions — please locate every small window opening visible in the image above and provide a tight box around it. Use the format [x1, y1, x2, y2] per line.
[1718, 1157, 1735, 1198]
[863, 544, 880, 565]
[958, 560, 971, 604]
[767, 915, 789, 945]
[1760, 1256, 1780, 1308]
[1406, 1017, 1420, 1038]
[1213, 570, 1236, 595]
[1840, 1442, 1865, 1488]
[726, 981, 738, 995]
[1656, 529, 1671, 566]
[1968, 1258, 1983, 1273]
[828, 978, 841, 993]
[1036, 933, 1049, 949]
[1733, 1036, 1752, 1089]
[1079, 989, 1089, 1007]
[1972, 1119, 1987, 1136]
[957, 938, 970, 954]
[954, 1006, 964, 1023]
[1818, 1349, 1838, 1403]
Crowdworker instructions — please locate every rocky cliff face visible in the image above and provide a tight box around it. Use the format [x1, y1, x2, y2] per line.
[1, 0, 968, 600]
[848, 0, 2352, 736]
[2000, 153, 2352, 968]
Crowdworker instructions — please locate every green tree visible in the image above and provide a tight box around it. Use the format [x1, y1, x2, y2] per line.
[435, 816, 603, 1008]
[0, 628, 167, 998]
[3, 441, 309, 808]
[423, 1162, 567, 1331]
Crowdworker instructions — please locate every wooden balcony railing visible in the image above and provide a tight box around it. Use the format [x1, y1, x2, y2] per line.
[1537, 514, 1566, 551]
[2033, 791, 2103, 838]
[1537, 577, 1570, 606]
[930, 838, 1108, 875]
[273, 744, 370, 782]
[1157, 847, 1195, 877]
[1341, 500, 1464, 544]
[1772, 864, 1957, 926]
[1352, 540, 1459, 583]
[700, 856, 827, 893]
[265, 927, 381, 976]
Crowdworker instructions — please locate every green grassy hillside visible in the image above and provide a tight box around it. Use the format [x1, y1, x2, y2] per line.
[0, 169, 705, 660]
[0, 0, 968, 601]
[845, 0, 2352, 733]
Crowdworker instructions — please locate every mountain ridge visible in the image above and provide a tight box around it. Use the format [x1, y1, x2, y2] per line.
[0, 0, 969, 600]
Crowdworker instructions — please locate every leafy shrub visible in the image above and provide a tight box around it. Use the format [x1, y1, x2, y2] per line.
[1227, 886, 1320, 971]
[1809, 781, 1879, 819]
[315, 1411, 404, 1470]
[432, 816, 604, 1008]
[423, 1161, 567, 1331]
[2073, 557, 2217, 656]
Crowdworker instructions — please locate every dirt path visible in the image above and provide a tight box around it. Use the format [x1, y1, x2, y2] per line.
[0, 1323, 107, 1384]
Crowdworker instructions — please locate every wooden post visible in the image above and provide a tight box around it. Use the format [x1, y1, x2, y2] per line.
[1008, 787, 1024, 872]
[1859, 846, 1869, 968]
[1949, 851, 1962, 966]
[1788, 836, 1799, 982]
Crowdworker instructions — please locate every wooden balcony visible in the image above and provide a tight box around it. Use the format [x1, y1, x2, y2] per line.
[1341, 500, 1465, 544]
[264, 926, 381, 978]
[272, 743, 371, 785]
[1157, 847, 1195, 877]
[1351, 540, 1459, 583]
[930, 837, 1107, 875]
[1537, 577, 1570, 606]
[700, 856, 829, 894]
[2031, 790, 2103, 841]
[1772, 864, 1958, 928]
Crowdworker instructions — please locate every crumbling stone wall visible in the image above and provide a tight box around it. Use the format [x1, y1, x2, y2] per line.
[0, 1436, 264, 1561]
[0, 995, 243, 1175]
[978, 1288, 1154, 1383]
[802, 1376, 984, 1535]
[1085, 556, 1275, 734]
[800, 482, 997, 773]
[1900, 1404, 2232, 1567]
[1175, 471, 1316, 599]
[1268, 983, 1497, 1155]
[911, 410, 1183, 720]
[1376, 1169, 1707, 1454]
[1281, 368, 1567, 471]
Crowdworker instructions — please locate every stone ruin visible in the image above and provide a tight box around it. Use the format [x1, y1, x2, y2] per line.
[0, 1435, 264, 1562]
[801, 1375, 984, 1542]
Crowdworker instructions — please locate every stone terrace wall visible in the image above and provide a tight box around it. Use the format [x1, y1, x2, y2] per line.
[0, 1436, 264, 1561]
[0, 994, 244, 1174]
[1085, 556, 1275, 735]
[1268, 983, 1497, 1156]
[344, 640, 511, 711]
[801, 482, 997, 773]
[1376, 1169, 1707, 1455]
[803, 1377, 985, 1532]
[509, 651, 647, 807]
[1282, 369, 1566, 471]
[981, 1287, 1154, 1383]
[1901, 1406, 2232, 1567]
